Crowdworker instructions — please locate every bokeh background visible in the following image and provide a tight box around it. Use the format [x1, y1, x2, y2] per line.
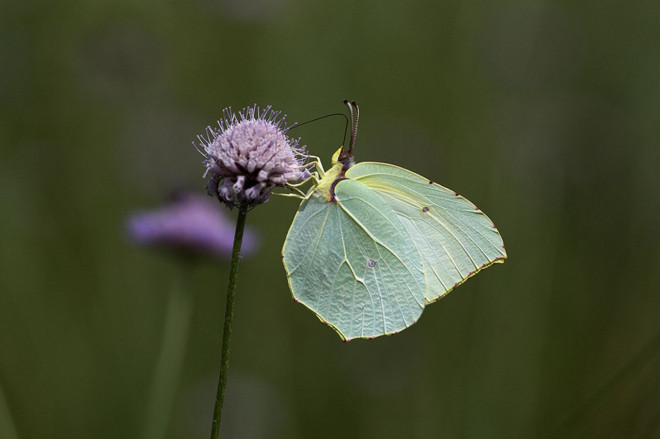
[2, 0, 660, 438]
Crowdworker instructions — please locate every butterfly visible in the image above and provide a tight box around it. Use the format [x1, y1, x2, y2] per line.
[282, 100, 506, 341]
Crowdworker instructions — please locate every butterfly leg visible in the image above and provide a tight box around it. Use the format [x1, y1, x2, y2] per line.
[282, 183, 307, 196]
[303, 155, 325, 177]
[272, 191, 305, 200]
[287, 171, 320, 188]
[282, 172, 321, 199]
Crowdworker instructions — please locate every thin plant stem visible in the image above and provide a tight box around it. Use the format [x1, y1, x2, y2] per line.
[0, 381, 19, 439]
[142, 262, 193, 439]
[210, 204, 249, 439]
[545, 328, 660, 438]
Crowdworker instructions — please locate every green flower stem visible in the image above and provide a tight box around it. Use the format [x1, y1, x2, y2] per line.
[142, 263, 193, 439]
[210, 204, 249, 439]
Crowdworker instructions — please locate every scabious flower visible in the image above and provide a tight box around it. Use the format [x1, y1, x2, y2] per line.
[197, 105, 308, 208]
[126, 193, 258, 259]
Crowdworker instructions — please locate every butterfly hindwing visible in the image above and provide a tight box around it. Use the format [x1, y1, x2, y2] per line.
[347, 162, 507, 303]
[282, 178, 426, 340]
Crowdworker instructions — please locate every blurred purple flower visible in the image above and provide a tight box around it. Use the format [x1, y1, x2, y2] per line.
[126, 194, 259, 259]
[197, 105, 309, 209]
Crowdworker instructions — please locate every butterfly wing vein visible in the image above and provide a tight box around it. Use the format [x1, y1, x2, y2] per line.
[347, 162, 507, 303]
[283, 179, 426, 340]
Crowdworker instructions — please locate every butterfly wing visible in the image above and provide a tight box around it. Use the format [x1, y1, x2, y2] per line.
[347, 162, 506, 303]
[282, 178, 426, 340]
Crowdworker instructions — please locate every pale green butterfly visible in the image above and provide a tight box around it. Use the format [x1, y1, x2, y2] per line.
[282, 101, 506, 341]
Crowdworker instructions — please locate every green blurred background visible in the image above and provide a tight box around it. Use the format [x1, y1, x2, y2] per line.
[2, 0, 660, 438]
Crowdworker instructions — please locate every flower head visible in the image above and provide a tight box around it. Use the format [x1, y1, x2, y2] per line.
[126, 193, 259, 259]
[197, 105, 308, 208]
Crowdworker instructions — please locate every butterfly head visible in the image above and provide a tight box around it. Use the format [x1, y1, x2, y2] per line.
[318, 100, 359, 198]
[332, 146, 355, 169]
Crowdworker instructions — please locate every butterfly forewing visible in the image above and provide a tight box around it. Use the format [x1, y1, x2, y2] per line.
[282, 178, 426, 340]
[347, 162, 507, 303]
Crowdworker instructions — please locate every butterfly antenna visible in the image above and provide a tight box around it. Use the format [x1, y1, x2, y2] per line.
[289, 112, 348, 130]
[287, 112, 349, 150]
[341, 99, 359, 161]
[351, 101, 360, 154]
